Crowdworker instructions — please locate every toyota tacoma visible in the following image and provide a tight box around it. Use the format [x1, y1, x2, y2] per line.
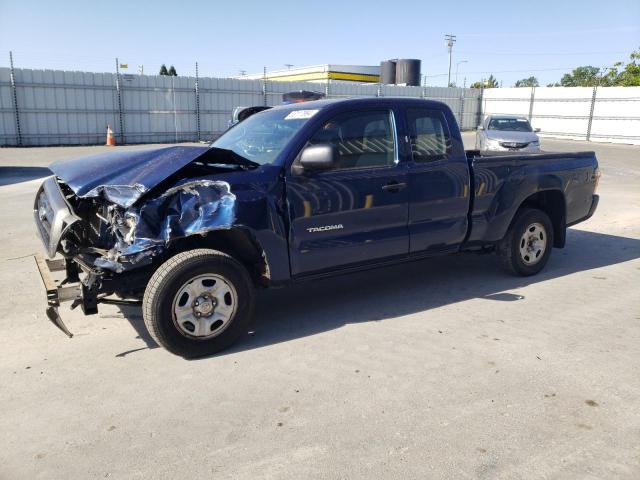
[34, 97, 600, 357]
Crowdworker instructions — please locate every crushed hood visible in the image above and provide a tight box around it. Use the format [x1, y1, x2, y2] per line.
[49, 145, 210, 207]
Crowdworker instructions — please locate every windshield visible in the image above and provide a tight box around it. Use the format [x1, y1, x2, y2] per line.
[211, 107, 318, 165]
[488, 118, 533, 132]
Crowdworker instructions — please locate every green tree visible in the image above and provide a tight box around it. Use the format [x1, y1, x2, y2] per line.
[159, 64, 169, 76]
[471, 74, 499, 89]
[559, 66, 601, 87]
[515, 76, 539, 87]
[168, 65, 178, 76]
[601, 48, 640, 86]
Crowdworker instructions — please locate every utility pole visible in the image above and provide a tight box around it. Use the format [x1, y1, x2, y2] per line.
[445, 33, 456, 87]
[284, 64, 294, 70]
[455, 60, 467, 87]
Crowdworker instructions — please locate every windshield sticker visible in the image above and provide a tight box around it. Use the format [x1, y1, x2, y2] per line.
[285, 110, 319, 120]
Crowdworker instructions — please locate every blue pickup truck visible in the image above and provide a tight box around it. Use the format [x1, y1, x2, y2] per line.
[34, 97, 600, 357]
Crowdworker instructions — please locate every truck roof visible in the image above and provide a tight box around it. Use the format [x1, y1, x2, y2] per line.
[270, 96, 450, 112]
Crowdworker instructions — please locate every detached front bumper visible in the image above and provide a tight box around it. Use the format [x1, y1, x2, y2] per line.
[34, 254, 99, 338]
[34, 255, 80, 337]
[34, 176, 101, 337]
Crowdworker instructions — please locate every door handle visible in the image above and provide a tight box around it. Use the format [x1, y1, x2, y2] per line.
[381, 181, 407, 192]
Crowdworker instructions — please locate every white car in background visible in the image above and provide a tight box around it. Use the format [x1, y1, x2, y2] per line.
[476, 115, 541, 152]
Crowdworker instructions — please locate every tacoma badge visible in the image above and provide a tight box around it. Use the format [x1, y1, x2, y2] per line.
[307, 224, 344, 233]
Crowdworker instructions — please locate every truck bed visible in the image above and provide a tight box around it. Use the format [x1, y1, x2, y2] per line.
[464, 149, 599, 245]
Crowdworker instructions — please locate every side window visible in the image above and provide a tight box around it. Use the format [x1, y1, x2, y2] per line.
[406, 109, 451, 162]
[308, 110, 396, 170]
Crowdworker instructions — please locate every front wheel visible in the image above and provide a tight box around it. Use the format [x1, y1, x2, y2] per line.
[143, 249, 255, 357]
[497, 208, 554, 276]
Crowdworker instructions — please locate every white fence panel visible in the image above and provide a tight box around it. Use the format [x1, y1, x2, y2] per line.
[481, 86, 640, 145]
[532, 87, 592, 140]
[590, 86, 640, 144]
[14, 69, 118, 145]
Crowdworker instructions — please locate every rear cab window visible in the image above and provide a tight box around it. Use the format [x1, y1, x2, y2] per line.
[406, 108, 452, 162]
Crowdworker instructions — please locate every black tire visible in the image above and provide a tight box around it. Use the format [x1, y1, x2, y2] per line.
[143, 249, 255, 358]
[497, 208, 554, 276]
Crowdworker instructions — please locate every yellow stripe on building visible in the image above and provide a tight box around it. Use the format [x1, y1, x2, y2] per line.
[328, 72, 380, 82]
[264, 71, 379, 83]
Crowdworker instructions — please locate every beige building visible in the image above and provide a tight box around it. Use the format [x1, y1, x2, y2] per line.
[240, 64, 380, 83]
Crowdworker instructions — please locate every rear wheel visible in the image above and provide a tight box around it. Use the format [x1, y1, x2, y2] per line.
[498, 208, 554, 276]
[143, 249, 254, 357]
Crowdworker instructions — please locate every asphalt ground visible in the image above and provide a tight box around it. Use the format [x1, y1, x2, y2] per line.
[0, 133, 638, 479]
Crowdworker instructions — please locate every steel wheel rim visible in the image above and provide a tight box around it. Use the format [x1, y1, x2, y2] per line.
[171, 274, 238, 340]
[519, 222, 547, 266]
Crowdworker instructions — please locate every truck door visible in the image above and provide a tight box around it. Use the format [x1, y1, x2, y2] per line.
[286, 108, 409, 276]
[404, 107, 470, 253]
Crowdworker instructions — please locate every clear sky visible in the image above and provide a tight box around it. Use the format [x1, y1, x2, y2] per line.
[1, 0, 638, 87]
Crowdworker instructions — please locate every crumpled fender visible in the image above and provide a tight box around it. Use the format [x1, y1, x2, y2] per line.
[95, 180, 237, 272]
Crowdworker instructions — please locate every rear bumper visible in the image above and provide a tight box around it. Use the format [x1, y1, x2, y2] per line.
[568, 194, 599, 227]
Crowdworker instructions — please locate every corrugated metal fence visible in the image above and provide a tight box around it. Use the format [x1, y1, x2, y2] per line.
[3, 68, 637, 147]
[0, 67, 481, 146]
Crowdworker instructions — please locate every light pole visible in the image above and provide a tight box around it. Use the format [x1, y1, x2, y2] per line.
[455, 60, 467, 87]
[445, 33, 456, 87]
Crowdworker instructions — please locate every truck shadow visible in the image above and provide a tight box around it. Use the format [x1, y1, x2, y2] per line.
[117, 229, 640, 358]
[225, 229, 640, 357]
[0, 166, 51, 186]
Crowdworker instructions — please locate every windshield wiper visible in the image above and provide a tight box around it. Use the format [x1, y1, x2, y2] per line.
[206, 147, 261, 169]
[194, 162, 255, 171]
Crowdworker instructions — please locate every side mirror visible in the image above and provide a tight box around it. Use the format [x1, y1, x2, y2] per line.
[534, 127, 541, 132]
[298, 144, 336, 172]
[477, 125, 484, 131]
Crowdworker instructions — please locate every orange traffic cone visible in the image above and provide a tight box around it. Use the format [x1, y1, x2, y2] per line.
[106, 124, 116, 146]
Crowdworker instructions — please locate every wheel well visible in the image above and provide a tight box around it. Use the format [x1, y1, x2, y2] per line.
[166, 229, 270, 287]
[519, 190, 566, 248]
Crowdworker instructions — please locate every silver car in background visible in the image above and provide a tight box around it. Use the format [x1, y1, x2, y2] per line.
[476, 115, 541, 152]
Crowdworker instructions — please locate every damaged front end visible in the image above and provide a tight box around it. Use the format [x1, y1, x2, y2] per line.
[94, 179, 236, 273]
[34, 173, 238, 337]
